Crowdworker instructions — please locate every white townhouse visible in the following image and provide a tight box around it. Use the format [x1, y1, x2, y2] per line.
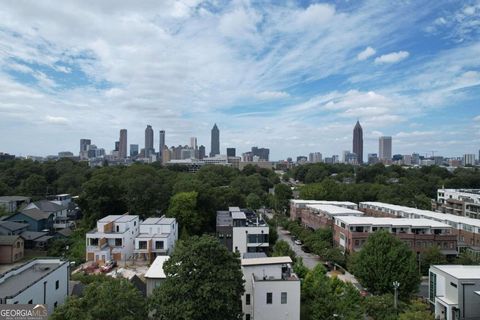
[241, 255, 300, 320]
[85, 214, 139, 264]
[134, 216, 178, 262]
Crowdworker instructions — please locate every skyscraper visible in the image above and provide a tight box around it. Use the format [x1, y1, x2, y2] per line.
[119, 129, 127, 159]
[199, 145, 206, 159]
[130, 144, 139, 157]
[352, 121, 363, 164]
[159, 130, 165, 162]
[210, 124, 220, 157]
[79, 139, 91, 159]
[379, 136, 392, 161]
[226, 148, 236, 157]
[145, 125, 154, 157]
[190, 137, 197, 150]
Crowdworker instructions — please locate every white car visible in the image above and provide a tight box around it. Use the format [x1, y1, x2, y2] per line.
[294, 240, 302, 245]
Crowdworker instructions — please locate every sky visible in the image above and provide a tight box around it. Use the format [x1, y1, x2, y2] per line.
[0, 0, 479, 160]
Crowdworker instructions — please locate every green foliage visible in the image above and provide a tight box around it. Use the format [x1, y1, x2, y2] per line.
[167, 191, 203, 235]
[398, 300, 434, 320]
[149, 235, 244, 320]
[302, 264, 363, 320]
[50, 277, 146, 320]
[364, 294, 405, 320]
[273, 183, 293, 212]
[272, 240, 296, 260]
[350, 230, 420, 298]
[419, 246, 447, 275]
[246, 193, 262, 210]
[293, 257, 309, 279]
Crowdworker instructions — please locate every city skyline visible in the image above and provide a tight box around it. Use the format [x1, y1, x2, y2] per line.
[0, 1, 479, 159]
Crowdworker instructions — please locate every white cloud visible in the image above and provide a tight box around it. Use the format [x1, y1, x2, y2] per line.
[474, 115, 480, 121]
[374, 51, 410, 64]
[45, 115, 69, 125]
[255, 91, 290, 100]
[357, 46, 376, 61]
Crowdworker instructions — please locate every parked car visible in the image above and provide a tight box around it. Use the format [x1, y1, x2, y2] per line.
[100, 260, 117, 273]
[294, 239, 302, 245]
[301, 245, 311, 253]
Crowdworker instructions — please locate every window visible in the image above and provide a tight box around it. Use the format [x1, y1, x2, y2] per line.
[450, 282, 457, 288]
[54, 302, 58, 308]
[266, 292, 272, 304]
[28, 299, 33, 304]
[246, 315, 251, 320]
[139, 241, 147, 249]
[429, 272, 437, 302]
[90, 238, 99, 246]
[281, 292, 287, 304]
[155, 241, 164, 250]
[246, 294, 251, 305]
[116, 225, 119, 232]
[56, 280, 59, 290]
[115, 238, 122, 247]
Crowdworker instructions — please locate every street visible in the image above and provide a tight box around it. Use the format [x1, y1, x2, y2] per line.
[277, 226, 321, 269]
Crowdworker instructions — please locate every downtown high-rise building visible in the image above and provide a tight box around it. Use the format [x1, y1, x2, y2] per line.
[379, 136, 392, 161]
[79, 139, 91, 159]
[309, 152, 322, 163]
[199, 145, 206, 159]
[130, 144, 139, 157]
[145, 125, 154, 157]
[352, 121, 363, 164]
[159, 130, 165, 162]
[190, 137, 197, 150]
[210, 124, 220, 157]
[226, 148, 236, 157]
[119, 129, 127, 159]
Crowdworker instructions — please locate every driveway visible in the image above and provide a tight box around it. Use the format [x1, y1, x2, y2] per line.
[277, 227, 321, 269]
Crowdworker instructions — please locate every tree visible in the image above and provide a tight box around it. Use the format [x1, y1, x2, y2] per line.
[419, 246, 447, 275]
[20, 174, 48, 198]
[246, 193, 262, 210]
[149, 235, 244, 320]
[350, 230, 420, 299]
[293, 257, 309, 279]
[272, 240, 296, 261]
[274, 183, 293, 213]
[398, 300, 434, 320]
[363, 294, 404, 320]
[166, 191, 202, 235]
[50, 277, 146, 320]
[302, 264, 363, 320]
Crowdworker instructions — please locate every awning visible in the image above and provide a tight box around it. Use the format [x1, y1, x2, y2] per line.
[436, 296, 458, 307]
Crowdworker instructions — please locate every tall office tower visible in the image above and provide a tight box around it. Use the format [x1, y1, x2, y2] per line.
[251, 147, 270, 161]
[130, 144, 139, 157]
[464, 154, 476, 166]
[115, 141, 119, 151]
[119, 129, 127, 159]
[199, 145, 206, 159]
[352, 121, 363, 164]
[159, 130, 165, 162]
[79, 139, 91, 159]
[379, 136, 392, 161]
[309, 152, 322, 163]
[210, 124, 220, 157]
[190, 137, 198, 150]
[226, 148, 236, 157]
[145, 125, 154, 157]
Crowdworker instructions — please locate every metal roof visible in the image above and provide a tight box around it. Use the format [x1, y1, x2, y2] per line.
[241, 256, 292, 266]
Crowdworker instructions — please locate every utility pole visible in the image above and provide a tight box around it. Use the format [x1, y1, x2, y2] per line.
[393, 281, 400, 312]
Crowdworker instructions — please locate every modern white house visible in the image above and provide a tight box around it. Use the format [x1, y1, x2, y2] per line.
[85, 214, 139, 264]
[217, 207, 269, 255]
[241, 255, 300, 320]
[435, 189, 480, 219]
[429, 265, 480, 320]
[144, 255, 170, 296]
[0, 258, 70, 315]
[134, 216, 178, 262]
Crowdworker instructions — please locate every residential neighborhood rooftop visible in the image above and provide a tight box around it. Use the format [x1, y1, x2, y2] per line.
[98, 214, 138, 223]
[0, 196, 30, 202]
[0, 221, 28, 231]
[142, 217, 176, 225]
[336, 216, 452, 228]
[307, 204, 363, 215]
[432, 265, 480, 279]
[0, 235, 21, 245]
[0, 259, 68, 299]
[19, 208, 53, 221]
[291, 199, 357, 206]
[241, 256, 292, 266]
[144, 256, 170, 279]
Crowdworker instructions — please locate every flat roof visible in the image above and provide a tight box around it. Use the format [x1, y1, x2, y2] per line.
[306, 204, 363, 215]
[231, 211, 246, 220]
[0, 259, 67, 298]
[216, 211, 232, 226]
[291, 199, 357, 206]
[335, 216, 452, 228]
[0, 196, 30, 202]
[241, 256, 292, 266]
[432, 265, 480, 279]
[361, 202, 480, 228]
[229, 207, 241, 212]
[136, 233, 169, 238]
[98, 215, 138, 223]
[145, 256, 170, 279]
[142, 217, 176, 225]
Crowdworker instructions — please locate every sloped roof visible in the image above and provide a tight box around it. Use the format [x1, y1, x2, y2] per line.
[31, 200, 66, 212]
[0, 235, 21, 245]
[19, 208, 53, 221]
[0, 221, 29, 232]
[0, 196, 30, 202]
[56, 228, 73, 237]
[20, 231, 48, 241]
